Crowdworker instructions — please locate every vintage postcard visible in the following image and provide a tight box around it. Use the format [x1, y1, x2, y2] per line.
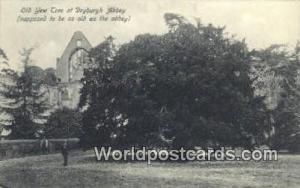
[0, 0, 299, 187]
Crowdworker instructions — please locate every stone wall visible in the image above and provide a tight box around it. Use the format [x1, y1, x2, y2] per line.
[0, 138, 80, 160]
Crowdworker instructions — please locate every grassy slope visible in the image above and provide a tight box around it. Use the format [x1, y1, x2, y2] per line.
[0, 151, 299, 188]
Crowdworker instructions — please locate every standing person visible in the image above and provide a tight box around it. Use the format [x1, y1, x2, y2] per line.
[40, 137, 45, 154]
[40, 136, 47, 154]
[61, 140, 69, 166]
[45, 138, 49, 153]
[40, 136, 49, 154]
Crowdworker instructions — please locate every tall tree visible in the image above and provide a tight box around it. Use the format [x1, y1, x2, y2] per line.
[251, 43, 300, 150]
[0, 48, 9, 65]
[44, 108, 82, 138]
[80, 14, 271, 149]
[79, 36, 121, 147]
[0, 48, 48, 139]
[0, 48, 10, 136]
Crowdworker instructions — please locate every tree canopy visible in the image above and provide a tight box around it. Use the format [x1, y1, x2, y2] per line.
[0, 48, 49, 139]
[44, 107, 82, 138]
[79, 14, 271, 149]
[252, 43, 300, 151]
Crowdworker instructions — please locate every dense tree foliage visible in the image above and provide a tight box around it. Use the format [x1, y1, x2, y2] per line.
[44, 108, 82, 138]
[0, 48, 8, 65]
[252, 43, 300, 151]
[79, 14, 271, 149]
[0, 48, 48, 139]
[0, 48, 10, 135]
[0, 16, 298, 152]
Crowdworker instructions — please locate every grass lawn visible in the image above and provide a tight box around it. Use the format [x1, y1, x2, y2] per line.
[0, 150, 299, 188]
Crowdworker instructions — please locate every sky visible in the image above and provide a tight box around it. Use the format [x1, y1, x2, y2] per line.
[0, 0, 299, 70]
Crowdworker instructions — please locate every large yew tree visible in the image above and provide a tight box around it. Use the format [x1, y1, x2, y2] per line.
[80, 14, 271, 149]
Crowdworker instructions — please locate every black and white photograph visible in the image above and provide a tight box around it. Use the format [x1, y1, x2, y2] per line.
[0, 0, 299, 187]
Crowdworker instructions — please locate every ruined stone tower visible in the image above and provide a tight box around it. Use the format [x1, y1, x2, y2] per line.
[49, 31, 92, 109]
